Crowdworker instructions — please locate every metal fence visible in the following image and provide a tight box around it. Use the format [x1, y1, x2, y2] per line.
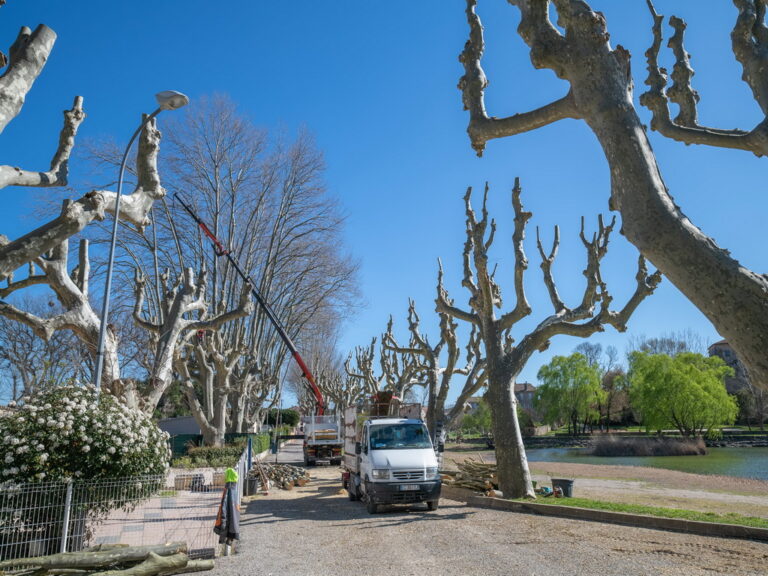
[0, 442, 252, 564]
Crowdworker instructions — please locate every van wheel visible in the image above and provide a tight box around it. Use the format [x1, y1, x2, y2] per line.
[366, 497, 378, 514]
[426, 500, 439, 511]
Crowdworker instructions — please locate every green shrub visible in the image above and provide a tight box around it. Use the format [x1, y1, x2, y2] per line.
[0, 385, 170, 558]
[705, 428, 724, 441]
[251, 433, 270, 454]
[171, 434, 270, 468]
[0, 384, 170, 482]
[266, 409, 300, 427]
[171, 456, 193, 468]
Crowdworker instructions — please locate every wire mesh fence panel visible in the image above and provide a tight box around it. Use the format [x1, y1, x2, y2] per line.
[0, 474, 221, 563]
[0, 480, 70, 560]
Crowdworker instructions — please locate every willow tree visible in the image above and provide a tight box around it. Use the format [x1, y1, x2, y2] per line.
[459, 0, 768, 391]
[436, 180, 660, 498]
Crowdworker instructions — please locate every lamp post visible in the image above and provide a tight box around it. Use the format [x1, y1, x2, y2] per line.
[93, 91, 189, 391]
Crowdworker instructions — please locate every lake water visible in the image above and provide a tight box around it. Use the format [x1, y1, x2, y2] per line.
[525, 447, 768, 481]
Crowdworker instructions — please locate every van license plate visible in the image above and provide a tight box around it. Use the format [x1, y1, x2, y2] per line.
[400, 484, 419, 491]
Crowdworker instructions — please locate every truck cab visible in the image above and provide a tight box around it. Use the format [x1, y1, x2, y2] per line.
[302, 414, 343, 466]
[343, 401, 441, 514]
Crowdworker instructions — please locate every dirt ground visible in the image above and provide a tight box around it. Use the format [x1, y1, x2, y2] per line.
[223, 444, 768, 576]
[444, 447, 768, 519]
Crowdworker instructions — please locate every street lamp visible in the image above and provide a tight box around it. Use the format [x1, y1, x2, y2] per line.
[93, 90, 189, 391]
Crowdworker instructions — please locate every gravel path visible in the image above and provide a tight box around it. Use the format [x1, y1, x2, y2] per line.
[212, 442, 768, 576]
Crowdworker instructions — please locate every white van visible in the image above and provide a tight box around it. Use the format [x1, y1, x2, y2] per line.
[342, 402, 442, 514]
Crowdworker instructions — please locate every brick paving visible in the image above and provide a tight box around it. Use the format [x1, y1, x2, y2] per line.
[90, 479, 223, 557]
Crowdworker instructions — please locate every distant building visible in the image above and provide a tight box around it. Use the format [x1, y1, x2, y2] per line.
[460, 383, 537, 414]
[707, 340, 749, 394]
[514, 382, 536, 413]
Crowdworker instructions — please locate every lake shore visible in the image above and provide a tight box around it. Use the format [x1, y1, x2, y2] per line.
[443, 446, 768, 520]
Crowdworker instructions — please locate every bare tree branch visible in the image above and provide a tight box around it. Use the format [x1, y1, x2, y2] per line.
[0, 97, 85, 189]
[0, 116, 164, 280]
[0, 24, 57, 132]
[641, 0, 768, 154]
[458, 0, 577, 156]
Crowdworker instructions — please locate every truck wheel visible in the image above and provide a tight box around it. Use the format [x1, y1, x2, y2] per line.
[426, 500, 439, 511]
[366, 497, 378, 514]
[348, 484, 359, 501]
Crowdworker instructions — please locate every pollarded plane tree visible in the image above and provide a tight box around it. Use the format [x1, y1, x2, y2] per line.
[379, 326, 426, 402]
[344, 339, 385, 400]
[0, 14, 174, 394]
[132, 265, 252, 415]
[382, 299, 484, 436]
[436, 180, 661, 498]
[0, 211, 252, 412]
[344, 335, 425, 403]
[458, 0, 768, 392]
[320, 369, 366, 416]
[0, 19, 165, 280]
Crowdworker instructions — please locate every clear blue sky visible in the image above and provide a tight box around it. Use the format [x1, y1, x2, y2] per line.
[3, 1, 766, 406]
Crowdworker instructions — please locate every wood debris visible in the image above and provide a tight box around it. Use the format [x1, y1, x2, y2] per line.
[252, 463, 311, 490]
[441, 457, 498, 496]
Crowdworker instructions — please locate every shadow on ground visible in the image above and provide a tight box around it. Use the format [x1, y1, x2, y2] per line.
[242, 471, 474, 529]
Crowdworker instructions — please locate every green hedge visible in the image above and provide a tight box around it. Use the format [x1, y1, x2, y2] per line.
[170, 433, 270, 468]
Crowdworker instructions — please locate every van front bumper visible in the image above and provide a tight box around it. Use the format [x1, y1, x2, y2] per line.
[367, 480, 441, 505]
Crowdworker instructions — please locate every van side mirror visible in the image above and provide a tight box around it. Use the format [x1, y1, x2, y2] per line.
[355, 442, 362, 455]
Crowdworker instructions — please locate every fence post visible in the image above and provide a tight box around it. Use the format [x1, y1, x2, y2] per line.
[247, 437, 252, 470]
[59, 480, 73, 554]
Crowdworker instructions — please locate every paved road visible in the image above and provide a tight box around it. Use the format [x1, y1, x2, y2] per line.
[213, 442, 768, 576]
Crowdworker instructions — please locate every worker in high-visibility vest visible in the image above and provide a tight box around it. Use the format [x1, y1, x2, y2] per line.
[213, 468, 240, 555]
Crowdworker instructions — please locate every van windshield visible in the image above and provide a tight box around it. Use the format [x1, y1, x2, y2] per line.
[369, 423, 432, 450]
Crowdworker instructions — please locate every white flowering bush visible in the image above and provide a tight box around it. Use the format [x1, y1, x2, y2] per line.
[0, 385, 170, 482]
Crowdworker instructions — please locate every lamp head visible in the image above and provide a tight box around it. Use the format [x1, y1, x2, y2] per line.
[155, 90, 189, 111]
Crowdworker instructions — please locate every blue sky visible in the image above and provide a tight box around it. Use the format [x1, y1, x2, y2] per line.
[3, 1, 766, 406]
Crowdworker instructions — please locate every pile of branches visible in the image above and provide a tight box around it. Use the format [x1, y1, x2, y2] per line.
[441, 458, 498, 496]
[258, 464, 310, 490]
[0, 543, 213, 576]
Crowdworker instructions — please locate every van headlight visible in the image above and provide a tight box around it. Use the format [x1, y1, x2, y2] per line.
[372, 469, 390, 479]
[426, 466, 439, 479]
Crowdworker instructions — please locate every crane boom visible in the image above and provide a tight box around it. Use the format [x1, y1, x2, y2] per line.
[174, 193, 325, 415]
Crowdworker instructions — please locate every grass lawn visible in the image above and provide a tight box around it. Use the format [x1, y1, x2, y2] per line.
[525, 496, 768, 529]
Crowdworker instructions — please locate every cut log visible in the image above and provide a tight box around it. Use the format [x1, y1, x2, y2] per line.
[89, 552, 188, 576]
[0, 543, 188, 570]
[161, 560, 215, 575]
